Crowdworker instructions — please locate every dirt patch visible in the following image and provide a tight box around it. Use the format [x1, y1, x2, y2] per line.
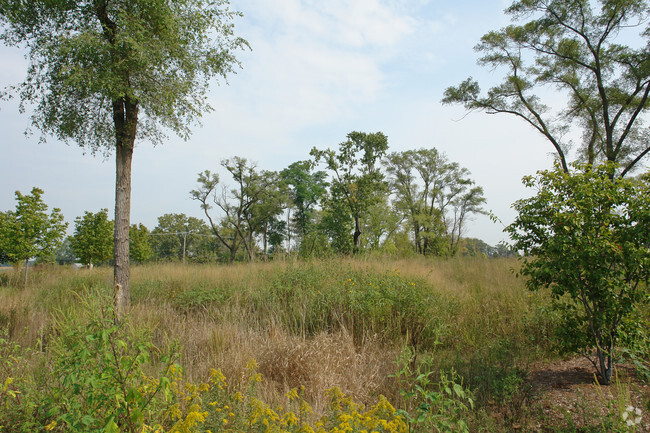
[525, 357, 649, 432]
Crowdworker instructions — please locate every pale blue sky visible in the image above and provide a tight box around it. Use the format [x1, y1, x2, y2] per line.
[0, 0, 564, 246]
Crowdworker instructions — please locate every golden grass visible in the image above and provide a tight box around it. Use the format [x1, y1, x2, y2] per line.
[0, 257, 540, 412]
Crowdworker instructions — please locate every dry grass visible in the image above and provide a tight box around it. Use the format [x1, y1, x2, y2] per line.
[0, 257, 543, 415]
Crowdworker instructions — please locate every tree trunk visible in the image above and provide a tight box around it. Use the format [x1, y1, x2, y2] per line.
[114, 141, 133, 319]
[597, 346, 613, 385]
[353, 216, 361, 254]
[113, 97, 138, 320]
[263, 222, 268, 260]
[23, 258, 29, 287]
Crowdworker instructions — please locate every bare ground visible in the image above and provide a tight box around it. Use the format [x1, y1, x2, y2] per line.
[522, 357, 649, 432]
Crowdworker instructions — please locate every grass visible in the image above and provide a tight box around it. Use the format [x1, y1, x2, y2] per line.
[0, 257, 646, 432]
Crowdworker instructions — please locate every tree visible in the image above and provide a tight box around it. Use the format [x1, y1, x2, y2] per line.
[311, 131, 389, 253]
[280, 161, 328, 250]
[442, 0, 650, 176]
[129, 223, 153, 264]
[506, 163, 650, 384]
[0, 187, 67, 285]
[55, 236, 77, 265]
[384, 149, 486, 256]
[192, 158, 286, 262]
[0, 0, 248, 316]
[150, 213, 214, 263]
[70, 209, 114, 268]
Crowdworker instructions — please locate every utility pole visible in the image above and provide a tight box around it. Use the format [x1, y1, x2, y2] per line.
[182, 231, 187, 265]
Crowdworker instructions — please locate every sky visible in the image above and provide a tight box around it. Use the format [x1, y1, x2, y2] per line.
[0, 0, 566, 247]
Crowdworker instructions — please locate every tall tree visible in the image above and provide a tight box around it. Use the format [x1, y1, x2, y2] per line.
[192, 158, 286, 262]
[0, 187, 67, 285]
[385, 149, 486, 256]
[0, 0, 248, 316]
[311, 131, 389, 253]
[280, 161, 328, 250]
[442, 0, 650, 176]
[70, 209, 114, 268]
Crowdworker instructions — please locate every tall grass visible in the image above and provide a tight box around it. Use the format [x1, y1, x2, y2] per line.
[0, 258, 553, 411]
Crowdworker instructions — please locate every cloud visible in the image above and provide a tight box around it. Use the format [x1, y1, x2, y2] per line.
[211, 0, 434, 140]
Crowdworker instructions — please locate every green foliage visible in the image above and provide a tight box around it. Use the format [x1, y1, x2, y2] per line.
[70, 209, 114, 267]
[0, 0, 248, 152]
[442, 0, 650, 175]
[150, 214, 216, 263]
[54, 237, 77, 265]
[129, 223, 153, 264]
[0, 328, 23, 429]
[267, 265, 452, 350]
[0, 187, 67, 273]
[391, 345, 474, 433]
[41, 298, 180, 432]
[192, 158, 288, 262]
[507, 163, 650, 384]
[280, 160, 329, 245]
[311, 131, 389, 253]
[0, 290, 217, 433]
[384, 149, 486, 256]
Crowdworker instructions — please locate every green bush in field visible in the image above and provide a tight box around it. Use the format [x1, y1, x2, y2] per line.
[507, 163, 650, 385]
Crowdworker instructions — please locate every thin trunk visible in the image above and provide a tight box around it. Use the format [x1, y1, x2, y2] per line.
[263, 222, 268, 260]
[286, 208, 291, 253]
[597, 346, 613, 385]
[182, 232, 187, 265]
[23, 258, 28, 287]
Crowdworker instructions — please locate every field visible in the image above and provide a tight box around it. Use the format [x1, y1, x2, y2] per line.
[0, 257, 648, 432]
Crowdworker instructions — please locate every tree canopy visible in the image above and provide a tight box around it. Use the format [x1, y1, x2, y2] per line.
[70, 209, 114, 268]
[443, 0, 650, 176]
[0, 0, 248, 151]
[311, 131, 389, 253]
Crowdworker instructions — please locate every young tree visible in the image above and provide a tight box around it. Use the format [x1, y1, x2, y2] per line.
[70, 209, 114, 268]
[311, 131, 389, 253]
[506, 163, 650, 384]
[0, 187, 67, 285]
[129, 223, 153, 264]
[0, 0, 248, 316]
[442, 0, 650, 175]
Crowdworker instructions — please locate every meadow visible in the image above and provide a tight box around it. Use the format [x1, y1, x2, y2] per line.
[0, 257, 647, 432]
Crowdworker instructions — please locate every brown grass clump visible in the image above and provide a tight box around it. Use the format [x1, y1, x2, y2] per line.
[257, 327, 399, 413]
